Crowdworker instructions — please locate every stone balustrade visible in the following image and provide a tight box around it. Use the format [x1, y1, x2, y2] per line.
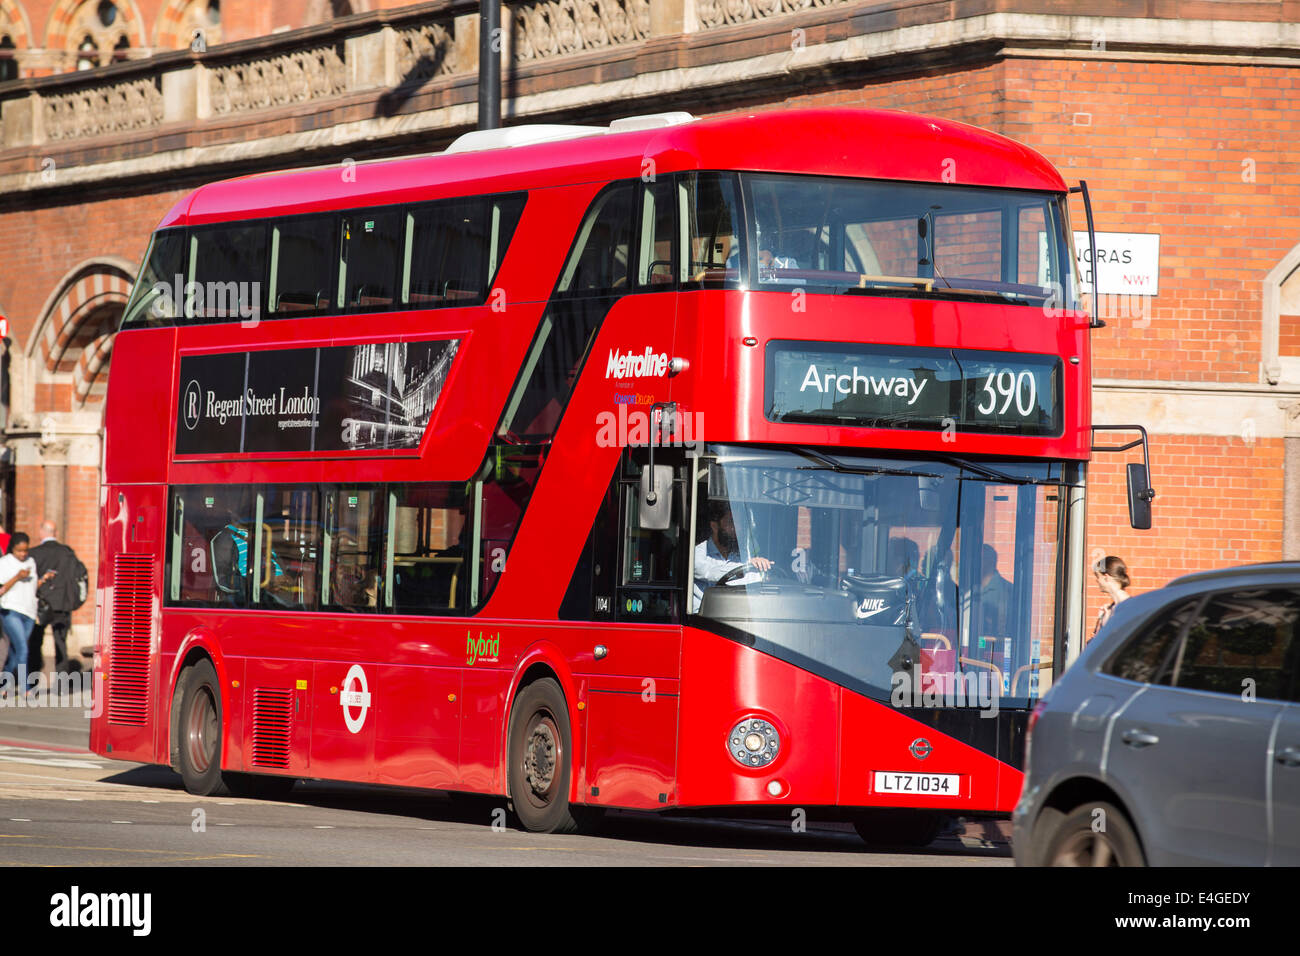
[2, 0, 853, 151]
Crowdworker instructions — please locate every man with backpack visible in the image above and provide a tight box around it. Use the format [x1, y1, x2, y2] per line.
[27, 521, 88, 673]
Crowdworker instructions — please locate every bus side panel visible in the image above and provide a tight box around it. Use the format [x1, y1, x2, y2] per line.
[373, 663, 461, 789]
[242, 657, 313, 777]
[311, 658, 377, 782]
[92, 482, 167, 765]
[460, 667, 508, 793]
[584, 675, 680, 809]
[676, 628, 839, 808]
[103, 328, 175, 486]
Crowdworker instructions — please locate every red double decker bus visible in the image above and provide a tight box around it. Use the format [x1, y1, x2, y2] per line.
[92, 108, 1124, 842]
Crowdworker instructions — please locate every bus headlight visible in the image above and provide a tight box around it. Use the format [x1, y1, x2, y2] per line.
[728, 717, 780, 768]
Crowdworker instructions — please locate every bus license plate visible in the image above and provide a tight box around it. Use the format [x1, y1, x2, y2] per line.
[873, 771, 960, 796]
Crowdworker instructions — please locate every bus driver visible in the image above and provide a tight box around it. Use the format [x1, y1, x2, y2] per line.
[692, 501, 773, 612]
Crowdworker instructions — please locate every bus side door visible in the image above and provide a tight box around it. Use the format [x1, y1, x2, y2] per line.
[582, 452, 685, 808]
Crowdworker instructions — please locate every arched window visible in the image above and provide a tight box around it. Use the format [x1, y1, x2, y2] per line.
[0, 35, 16, 82]
[66, 0, 134, 70]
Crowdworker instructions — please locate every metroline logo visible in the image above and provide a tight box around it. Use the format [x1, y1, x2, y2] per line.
[605, 347, 669, 379]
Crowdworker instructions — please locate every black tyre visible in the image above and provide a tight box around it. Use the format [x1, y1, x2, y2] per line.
[174, 659, 229, 797]
[224, 772, 296, 800]
[853, 809, 945, 848]
[508, 678, 579, 834]
[1040, 801, 1145, 867]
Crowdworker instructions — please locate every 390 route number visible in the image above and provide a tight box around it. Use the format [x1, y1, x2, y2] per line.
[976, 368, 1037, 418]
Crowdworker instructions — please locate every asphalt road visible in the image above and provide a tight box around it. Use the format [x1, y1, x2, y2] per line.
[0, 692, 1012, 867]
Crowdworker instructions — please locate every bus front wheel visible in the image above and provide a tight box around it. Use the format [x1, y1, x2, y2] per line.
[508, 678, 579, 834]
[174, 659, 230, 797]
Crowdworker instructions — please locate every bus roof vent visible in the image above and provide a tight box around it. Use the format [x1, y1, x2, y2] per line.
[608, 111, 696, 133]
[445, 124, 605, 154]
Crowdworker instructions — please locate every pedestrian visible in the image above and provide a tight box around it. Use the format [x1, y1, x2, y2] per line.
[0, 523, 9, 557]
[28, 521, 88, 673]
[1091, 555, 1131, 639]
[0, 533, 56, 695]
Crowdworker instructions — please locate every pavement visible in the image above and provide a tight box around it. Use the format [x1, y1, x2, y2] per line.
[0, 672, 92, 750]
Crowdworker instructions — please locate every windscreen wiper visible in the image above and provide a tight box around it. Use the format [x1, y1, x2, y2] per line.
[795, 448, 943, 479]
[934, 454, 1053, 485]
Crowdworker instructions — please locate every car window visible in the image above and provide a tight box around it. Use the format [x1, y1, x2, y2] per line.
[1167, 588, 1300, 701]
[1106, 597, 1199, 684]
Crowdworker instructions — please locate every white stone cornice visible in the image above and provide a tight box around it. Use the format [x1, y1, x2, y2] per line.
[1093, 380, 1300, 439]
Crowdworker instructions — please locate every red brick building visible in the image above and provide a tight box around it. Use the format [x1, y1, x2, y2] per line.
[1, 0, 1298, 656]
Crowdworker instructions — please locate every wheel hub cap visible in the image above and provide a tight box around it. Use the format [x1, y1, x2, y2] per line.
[524, 720, 557, 796]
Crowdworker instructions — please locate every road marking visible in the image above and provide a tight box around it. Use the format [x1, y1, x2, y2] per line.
[0, 834, 34, 838]
[110, 821, 132, 824]
[0, 746, 103, 771]
[0, 845, 265, 865]
[0, 768, 164, 789]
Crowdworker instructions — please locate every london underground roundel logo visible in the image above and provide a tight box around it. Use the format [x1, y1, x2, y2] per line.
[909, 737, 932, 760]
[340, 664, 372, 734]
[182, 379, 202, 431]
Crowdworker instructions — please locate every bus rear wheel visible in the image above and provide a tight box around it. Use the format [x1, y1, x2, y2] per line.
[175, 659, 229, 797]
[853, 809, 944, 848]
[508, 678, 579, 834]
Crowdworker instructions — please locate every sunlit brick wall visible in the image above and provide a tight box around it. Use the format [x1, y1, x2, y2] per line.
[1083, 435, 1285, 640]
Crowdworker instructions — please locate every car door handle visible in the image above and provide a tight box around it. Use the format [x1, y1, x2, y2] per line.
[1276, 747, 1300, 768]
[1121, 729, 1160, 748]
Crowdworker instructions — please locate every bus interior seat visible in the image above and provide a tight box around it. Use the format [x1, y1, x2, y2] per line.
[276, 290, 327, 312]
[353, 285, 394, 308]
[209, 527, 245, 601]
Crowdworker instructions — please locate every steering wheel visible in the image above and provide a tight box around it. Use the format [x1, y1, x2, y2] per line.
[716, 562, 795, 587]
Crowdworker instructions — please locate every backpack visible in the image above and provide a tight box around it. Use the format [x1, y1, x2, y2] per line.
[69, 556, 88, 610]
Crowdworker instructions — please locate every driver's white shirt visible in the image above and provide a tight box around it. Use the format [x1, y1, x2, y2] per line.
[692, 537, 761, 612]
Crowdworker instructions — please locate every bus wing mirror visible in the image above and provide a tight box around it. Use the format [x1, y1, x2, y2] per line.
[1092, 425, 1156, 531]
[1126, 463, 1154, 530]
[639, 465, 673, 531]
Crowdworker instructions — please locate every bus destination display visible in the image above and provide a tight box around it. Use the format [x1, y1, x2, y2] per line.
[176, 338, 459, 455]
[765, 341, 1061, 436]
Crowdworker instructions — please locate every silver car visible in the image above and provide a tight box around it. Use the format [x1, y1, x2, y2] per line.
[1014, 562, 1300, 866]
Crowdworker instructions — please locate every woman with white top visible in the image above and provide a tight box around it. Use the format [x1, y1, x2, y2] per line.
[0, 533, 56, 694]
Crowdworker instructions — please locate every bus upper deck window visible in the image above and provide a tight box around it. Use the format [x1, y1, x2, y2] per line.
[681, 172, 743, 288]
[404, 194, 525, 308]
[269, 215, 337, 315]
[189, 223, 266, 321]
[120, 228, 187, 329]
[557, 183, 635, 296]
[340, 212, 402, 310]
